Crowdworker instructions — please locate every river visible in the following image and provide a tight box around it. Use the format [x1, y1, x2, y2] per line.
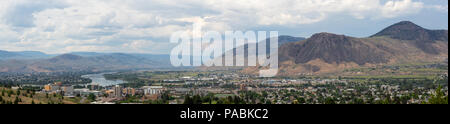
[81, 73, 127, 86]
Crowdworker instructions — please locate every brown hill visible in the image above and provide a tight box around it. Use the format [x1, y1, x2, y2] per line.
[371, 21, 448, 54]
[372, 21, 448, 42]
[279, 33, 390, 65]
[243, 21, 448, 76]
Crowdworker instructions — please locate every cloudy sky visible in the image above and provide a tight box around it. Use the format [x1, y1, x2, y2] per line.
[0, 0, 448, 54]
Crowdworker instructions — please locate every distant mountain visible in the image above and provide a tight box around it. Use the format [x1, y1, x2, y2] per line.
[50, 54, 83, 61]
[0, 59, 36, 72]
[69, 52, 171, 62]
[0, 53, 173, 73]
[242, 21, 448, 76]
[371, 21, 448, 54]
[131, 54, 171, 64]
[277, 35, 307, 46]
[0, 50, 17, 58]
[220, 35, 305, 57]
[0, 50, 51, 60]
[372, 21, 448, 42]
[69, 52, 108, 57]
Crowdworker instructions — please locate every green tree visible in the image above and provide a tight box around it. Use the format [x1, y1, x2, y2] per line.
[7, 91, 11, 97]
[87, 93, 97, 101]
[325, 97, 337, 104]
[297, 97, 306, 104]
[183, 94, 192, 104]
[427, 86, 448, 104]
[14, 96, 19, 104]
[193, 95, 202, 104]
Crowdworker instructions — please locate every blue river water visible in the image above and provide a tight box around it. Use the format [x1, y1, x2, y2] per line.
[81, 73, 127, 86]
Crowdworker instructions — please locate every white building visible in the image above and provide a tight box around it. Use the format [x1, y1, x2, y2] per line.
[142, 86, 164, 95]
[114, 85, 123, 98]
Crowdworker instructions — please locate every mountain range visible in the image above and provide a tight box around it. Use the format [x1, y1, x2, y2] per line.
[0, 35, 304, 73]
[242, 21, 448, 76]
[0, 50, 52, 60]
[0, 52, 172, 73]
[0, 21, 448, 75]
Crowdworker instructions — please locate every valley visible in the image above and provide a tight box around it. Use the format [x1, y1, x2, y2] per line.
[0, 21, 448, 104]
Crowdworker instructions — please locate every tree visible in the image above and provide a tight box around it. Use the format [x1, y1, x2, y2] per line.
[352, 98, 365, 104]
[193, 95, 202, 104]
[297, 97, 306, 104]
[14, 97, 19, 104]
[31, 99, 35, 104]
[183, 94, 192, 104]
[427, 86, 448, 104]
[87, 93, 96, 101]
[325, 97, 337, 104]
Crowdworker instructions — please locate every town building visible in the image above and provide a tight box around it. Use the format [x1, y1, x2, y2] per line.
[143, 86, 164, 95]
[114, 85, 123, 98]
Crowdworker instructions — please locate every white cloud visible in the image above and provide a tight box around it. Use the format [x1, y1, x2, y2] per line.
[0, 0, 443, 54]
[428, 4, 448, 13]
[180, 0, 425, 25]
[380, 0, 424, 18]
[0, 24, 20, 42]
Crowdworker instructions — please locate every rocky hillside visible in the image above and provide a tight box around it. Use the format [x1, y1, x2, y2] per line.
[279, 33, 390, 65]
[243, 21, 448, 76]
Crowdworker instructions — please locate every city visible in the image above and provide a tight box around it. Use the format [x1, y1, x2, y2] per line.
[0, 0, 448, 106]
[0, 70, 447, 104]
[0, 0, 448, 123]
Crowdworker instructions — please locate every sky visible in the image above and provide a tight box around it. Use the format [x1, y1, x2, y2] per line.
[0, 0, 448, 54]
